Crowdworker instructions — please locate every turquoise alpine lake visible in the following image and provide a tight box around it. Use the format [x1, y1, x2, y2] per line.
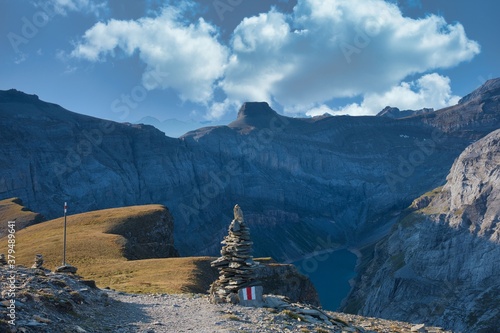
[293, 249, 358, 310]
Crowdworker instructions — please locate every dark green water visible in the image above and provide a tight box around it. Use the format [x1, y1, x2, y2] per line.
[293, 249, 358, 310]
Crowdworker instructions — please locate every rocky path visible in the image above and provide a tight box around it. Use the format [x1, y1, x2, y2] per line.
[96, 292, 244, 333]
[90, 291, 452, 333]
[1, 266, 452, 333]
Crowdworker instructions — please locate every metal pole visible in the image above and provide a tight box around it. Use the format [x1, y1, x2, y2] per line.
[63, 202, 67, 266]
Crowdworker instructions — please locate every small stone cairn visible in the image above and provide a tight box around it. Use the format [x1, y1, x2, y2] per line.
[210, 204, 260, 304]
[31, 254, 44, 269]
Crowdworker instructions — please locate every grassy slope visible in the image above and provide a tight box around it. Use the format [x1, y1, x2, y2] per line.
[0, 197, 44, 237]
[0, 204, 217, 294]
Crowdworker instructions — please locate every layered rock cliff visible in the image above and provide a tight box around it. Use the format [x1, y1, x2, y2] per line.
[104, 205, 180, 259]
[0, 80, 500, 262]
[343, 129, 500, 333]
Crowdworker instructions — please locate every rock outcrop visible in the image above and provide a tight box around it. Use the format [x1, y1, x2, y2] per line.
[254, 259, 320, 306]
[192, 256, 321, 306]
[105, 205, 179, 260]
[0, 265, 109, 333]
[343, 129, 500, 333]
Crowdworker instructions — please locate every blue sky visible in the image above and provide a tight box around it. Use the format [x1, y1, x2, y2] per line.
[1, 0, 499, 136]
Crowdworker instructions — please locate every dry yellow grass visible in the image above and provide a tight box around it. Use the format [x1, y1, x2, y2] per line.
[0, 197, 40, 221]
[0, 204, 218, 294]
[0, 197, 44, 237]
[86, 256, 218, 294]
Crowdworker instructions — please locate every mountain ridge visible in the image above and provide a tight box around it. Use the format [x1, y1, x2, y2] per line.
[0, 79, 499, 262]
[376, 106, 434, 119]
[458, 78, 500, 104]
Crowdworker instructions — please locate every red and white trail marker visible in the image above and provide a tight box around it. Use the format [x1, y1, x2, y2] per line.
[242, 286, 256, 301]
[238, 285, 263, 307]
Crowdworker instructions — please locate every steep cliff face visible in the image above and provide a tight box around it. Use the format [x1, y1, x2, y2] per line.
[105, 205, 180, 259]
[343, 129, 500, 333]
[1, 80, 500, 261]
[177, 94, 498, 259]
[254, 261, 320, 305]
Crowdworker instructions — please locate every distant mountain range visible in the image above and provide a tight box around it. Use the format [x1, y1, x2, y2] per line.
[376, 106, 434, 119]
[134, 116, 226, 138]
[1, 78, 500, 332]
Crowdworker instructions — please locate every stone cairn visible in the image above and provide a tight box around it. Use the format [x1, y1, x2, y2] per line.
[0, 254, 7, 265]
[210, 204, 259, 304]
[31, 254, 44, 269]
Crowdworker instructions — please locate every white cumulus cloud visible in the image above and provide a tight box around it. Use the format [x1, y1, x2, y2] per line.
[222, 0, 479, 114]
[69, 0, 480, 118]
[220, 10, 293, 103]
[306, 73, 461, 116]
[71, 6, 229, 104]
[39, 0, 107, 16]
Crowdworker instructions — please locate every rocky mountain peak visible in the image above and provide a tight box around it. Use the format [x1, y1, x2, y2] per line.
[237, 102, 276, 118]
[0, 89, 40, 104]
[376, 106, 434, 119]
[418, 77, 500, 135]
[229, 102, 281, 129]
[458, 78, 500, 104]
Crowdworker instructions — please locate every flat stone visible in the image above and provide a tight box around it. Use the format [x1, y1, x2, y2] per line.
[55, 265, 78, 274]
[296, 308, 322, 316]
[232, 220, 241, 232]
[411, 324, 426, 332]
[25, 320, 47, 327]
[33, 315, 52, 323]
[74, 326, 88, 333]
[264, 296, 289, 309]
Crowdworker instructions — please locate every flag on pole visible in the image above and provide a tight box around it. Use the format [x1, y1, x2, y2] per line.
[64, 202, 67, 214]
[242, 286, 256, 301]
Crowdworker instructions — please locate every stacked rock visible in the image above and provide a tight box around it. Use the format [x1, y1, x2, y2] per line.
[210, 204, 259, 303]
[0, 254, 7, 265]
[32, 254, 44, 269]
